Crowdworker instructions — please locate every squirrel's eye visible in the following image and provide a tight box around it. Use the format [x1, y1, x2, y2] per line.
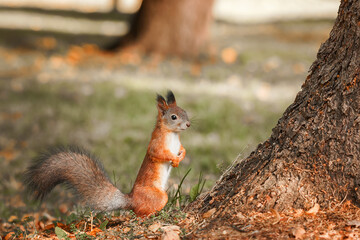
[171, 115, 177, 120]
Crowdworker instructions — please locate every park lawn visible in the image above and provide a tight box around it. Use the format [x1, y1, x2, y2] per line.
[0, 20, 331, 239]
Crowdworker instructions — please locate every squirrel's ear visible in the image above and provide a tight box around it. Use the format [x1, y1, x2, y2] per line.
[156, 94, 168, 115]
[166, 90, 176, 106]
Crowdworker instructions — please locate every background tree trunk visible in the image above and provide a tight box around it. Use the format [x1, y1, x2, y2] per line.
[188, 0, 360, 234]
[110, 0, 214, 57]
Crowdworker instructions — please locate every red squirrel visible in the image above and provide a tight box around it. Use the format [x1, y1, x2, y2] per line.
[24, 91, 190, 217]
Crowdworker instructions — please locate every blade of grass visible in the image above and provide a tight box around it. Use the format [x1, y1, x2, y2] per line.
[170, 168, 191, 206]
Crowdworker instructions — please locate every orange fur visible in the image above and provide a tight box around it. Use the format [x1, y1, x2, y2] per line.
[25, 91, 189, 218]
[129, 108, 186, 216]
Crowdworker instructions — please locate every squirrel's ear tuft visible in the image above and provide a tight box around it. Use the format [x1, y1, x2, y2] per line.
[156, 94, 168, 114]
[166, 90, 176, 106]
[157, 94, 166, 104]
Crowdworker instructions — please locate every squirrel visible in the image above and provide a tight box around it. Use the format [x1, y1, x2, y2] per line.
[24, 90, 190, 217]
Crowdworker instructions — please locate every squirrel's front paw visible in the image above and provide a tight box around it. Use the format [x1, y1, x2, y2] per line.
[178, 150, 185, 161]
[171, 150, 185, 167]
[171, 160, 179, 168]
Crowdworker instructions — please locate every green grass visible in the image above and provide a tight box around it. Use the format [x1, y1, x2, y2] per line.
[0, 78, 285, 219]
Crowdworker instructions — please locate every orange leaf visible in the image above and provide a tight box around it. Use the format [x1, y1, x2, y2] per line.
[88, 227, 102, 237]
[202, 208, 216, 219]
[270, 209, 281, 223]
[66, 46, 83, 65]
[4, 232, 15, 240]
[148, 222, 162, 232]
[57, 222, 66, 228]
[292, 227, 306, 239]
[221, 47, 237, 64]
[82, 44, 99, 54]
[8, 215, 18, 223]
[0, 150, 16, 162]
[306, 203, 320, 215]
[294, 209, 304, 217]
[161, 225, 181, 240]
[38, 221, 45, 230]
[44, 223, 55, 230]
[21, 213, 34, 221]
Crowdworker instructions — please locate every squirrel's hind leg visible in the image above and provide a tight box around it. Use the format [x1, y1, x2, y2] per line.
[130, 186, 168, 217]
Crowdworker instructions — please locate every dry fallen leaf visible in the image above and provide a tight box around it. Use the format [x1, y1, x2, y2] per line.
[202, 208, 216, 219]
[44, 223, 55, 230]
[270, 209, 281, 223]
[21, 213, 34, 222]
[4, 232, 15, 240]
[148, 222, 162, 232]
[294, 209, 304, 217]
[318, 232, 332, 239]
[38, 221, 45, 230]
[236, 212, 246, 219]
[161, 225, 180, 232]
[161, 231, 180, 240]
[306, 203, 320, 215]
[292, 227, 306, 239]
[8, 215, 18, 223]
[88, 227, 102, 237]
[66, 46, 83, 65]
[161, 225, 180, 240]
[82, 44, 99, 54]
[347, 220, 360, 227]
[0, 149, 16, 162]
[123, 227, 131, 233]
[221, 47, 237, 64]
[56, 222, 66, 228]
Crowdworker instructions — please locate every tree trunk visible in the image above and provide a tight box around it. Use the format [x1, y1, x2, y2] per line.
[188, 0, 360, 234]
[110, 0, 214, 57]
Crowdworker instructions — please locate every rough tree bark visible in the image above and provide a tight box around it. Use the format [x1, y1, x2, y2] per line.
[110, 0, 214, 57]
[188, 0, 360, 234]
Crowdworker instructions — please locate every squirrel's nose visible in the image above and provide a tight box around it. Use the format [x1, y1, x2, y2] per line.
[186, 122, 191, 128]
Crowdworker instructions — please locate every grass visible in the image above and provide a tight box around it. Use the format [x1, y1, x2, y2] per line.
[0, 19, 327, 229]
[0, 19, 337, 239]
[0, 77, 285, 220]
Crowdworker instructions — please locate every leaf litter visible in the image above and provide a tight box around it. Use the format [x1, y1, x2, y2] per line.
[1, 208, 187, 239]
[183, 200, 360, 239]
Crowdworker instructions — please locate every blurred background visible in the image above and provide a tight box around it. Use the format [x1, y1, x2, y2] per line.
[0, 0, 338, 218]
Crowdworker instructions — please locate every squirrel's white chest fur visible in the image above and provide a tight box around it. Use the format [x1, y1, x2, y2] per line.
[159, 133, 180, 190]
[166, 132, 181, 155]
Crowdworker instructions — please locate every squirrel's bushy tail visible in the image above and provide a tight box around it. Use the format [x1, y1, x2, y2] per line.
[24, 146, 129, 212]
